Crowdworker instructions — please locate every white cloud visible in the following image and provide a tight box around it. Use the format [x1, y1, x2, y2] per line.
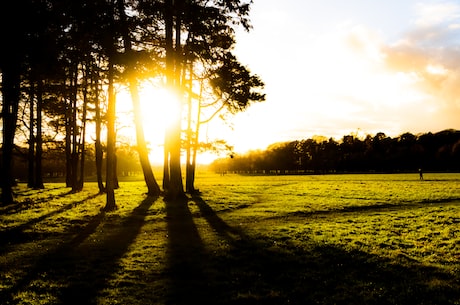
[414, 2, 460, 27]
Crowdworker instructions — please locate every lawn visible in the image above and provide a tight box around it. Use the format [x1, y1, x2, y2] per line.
[1, 172, 459, 304]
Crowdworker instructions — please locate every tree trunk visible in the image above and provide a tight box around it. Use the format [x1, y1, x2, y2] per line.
[1, 63, 20, 205]
[35, 79, 44, 189]
[186, 77, 203, 194]
[94, 70, 105, 193]
[129, 81, 161, 196]
[116, 0, 161, 197]
[28, 81, 36, 188]
[104, 58, 117, 211]
[65, 92, 72, 187]
[77, 71, 88, 191]
[188, 98, 201, 194]
[163, 0, 173, 193]
[163, 140, 170, 191]
[113, 151, 119, 189]
[188, 111, 200, 194]
[163, 0, 185, 200]
[167, 117, 185, 200]
[185, 63, 195, 193]
[70, 67, 79, 192]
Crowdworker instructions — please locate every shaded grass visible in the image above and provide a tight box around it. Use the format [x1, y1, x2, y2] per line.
[0, 173, 459, 304]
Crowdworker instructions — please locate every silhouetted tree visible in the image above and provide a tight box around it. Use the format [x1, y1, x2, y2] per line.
[116, 0, 161, 197]
[0, 0, 36, 204]
[211, 130, 460, 174]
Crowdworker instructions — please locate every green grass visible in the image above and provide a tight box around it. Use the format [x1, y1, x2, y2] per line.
[1, 173, 459, 304]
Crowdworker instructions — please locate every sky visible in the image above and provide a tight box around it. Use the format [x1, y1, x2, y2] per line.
[208, 0, 460, 155]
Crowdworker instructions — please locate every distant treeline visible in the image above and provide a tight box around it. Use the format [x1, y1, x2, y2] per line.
[210, 129, 460, 174]
[3, 145, 143, 183]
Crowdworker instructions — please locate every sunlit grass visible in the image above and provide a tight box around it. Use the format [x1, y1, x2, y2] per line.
[1, 173, 459, 304]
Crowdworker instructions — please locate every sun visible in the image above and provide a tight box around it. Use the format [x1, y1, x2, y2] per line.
[116, 81, 232, 165]
[139, 86, 178, 129]
[138, 84, 181, 163]
[138, 83, 230, 165]
[115, 83, 180, 164]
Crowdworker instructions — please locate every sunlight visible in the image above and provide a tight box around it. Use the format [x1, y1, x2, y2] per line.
[141, 86, 181, 130]
[140, 84, 181, 164]
[116, 81, 238, 165]
[116, 83, 181, 164]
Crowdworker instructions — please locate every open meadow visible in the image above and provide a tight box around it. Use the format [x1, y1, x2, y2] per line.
[1, 172, 459, 304]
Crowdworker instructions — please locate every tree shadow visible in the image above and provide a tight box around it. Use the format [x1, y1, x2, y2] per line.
[0, 195, 158, 305]
[0, 210, 106, 303]
[58, 195, 157, 304]
[164, 197, 207, 304]
[0, 186, 70, 214]
[284, 197, 460, 220]
[1, 193, 458, 304]
[165, 195, 460, 305]
[0, 192, 102, 253]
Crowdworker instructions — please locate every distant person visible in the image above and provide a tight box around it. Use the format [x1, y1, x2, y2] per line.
[419, 168, 423, 180]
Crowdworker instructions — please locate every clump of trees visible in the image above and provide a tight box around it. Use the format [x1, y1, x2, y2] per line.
[211, 130, 460, 174]
[0, 0, 265, 207]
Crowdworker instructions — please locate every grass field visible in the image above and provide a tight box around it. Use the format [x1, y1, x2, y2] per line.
[1, 172, 459, 304]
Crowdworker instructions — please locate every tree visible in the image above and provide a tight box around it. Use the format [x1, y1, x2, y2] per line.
[102, 0, 119, 211]
[92, 62, 106, 193]
[161, 0, 184, 200]
[1, 0, 264, 205]
[0, 0, 35, 204]
[33, 79, 45, 189]
[160, 0, 263, 199]
[105, 57, 117, 210]
[184, 54, 265, 192]
[116, 0, 161, 197]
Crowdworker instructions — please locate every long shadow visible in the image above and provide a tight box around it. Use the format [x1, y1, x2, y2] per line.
[58, 195, 157, 304]
[191, 195, 244, 242]
[0, 195, 157, 305]
[0, 186, 70, 214]
[164, 197, 207, 305]
[0, 210, 106, 303]
[0, 192, 102, 253]
[186, 195, 460, 304]
[279, 198, 460, 220]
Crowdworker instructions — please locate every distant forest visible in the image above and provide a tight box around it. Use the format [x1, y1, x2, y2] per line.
[210, 129, 460, 174]
[4, 144, 144, 183]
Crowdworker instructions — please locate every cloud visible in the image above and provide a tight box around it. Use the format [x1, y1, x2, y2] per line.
[344, 24, 386, 64]
[371, 2, 460, 133]
[332, 11, 460, 137]
[414, 2, 460, 27]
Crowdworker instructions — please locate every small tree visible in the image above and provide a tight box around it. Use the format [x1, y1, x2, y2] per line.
[184, 54, 265, 192]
